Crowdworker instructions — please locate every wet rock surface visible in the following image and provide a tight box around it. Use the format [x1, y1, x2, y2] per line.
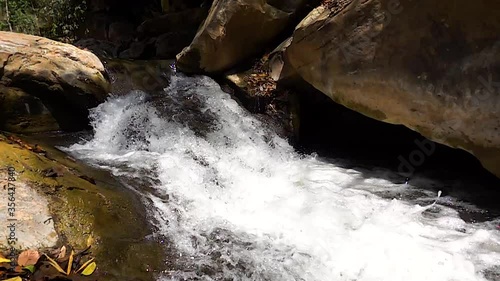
[0, 85, 60, 133]
[0, 133, 166, 281]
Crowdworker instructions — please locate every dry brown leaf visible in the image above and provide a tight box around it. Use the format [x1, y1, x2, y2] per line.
[13, 265, 24, 273]
[66, 250, 74, 275]
[17, 250, 40, 266]
[57, 246, 67, 261]
[44, 254, 67, 275]
[32, 144, 46, 153]
[23, 144, 33, 150]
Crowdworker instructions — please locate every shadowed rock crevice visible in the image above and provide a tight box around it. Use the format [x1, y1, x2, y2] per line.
[291, 81, 500, 186]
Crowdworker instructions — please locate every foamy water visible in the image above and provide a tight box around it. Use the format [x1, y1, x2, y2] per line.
[64, 74, 500, 281]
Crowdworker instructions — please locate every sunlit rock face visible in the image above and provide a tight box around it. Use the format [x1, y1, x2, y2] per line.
[273, 0, 500, 178]
[0, 31, 110, 132]
[176, 0, 312, 73]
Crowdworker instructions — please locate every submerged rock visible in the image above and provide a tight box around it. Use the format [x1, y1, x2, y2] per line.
[176, 0, 311, 73]
[274, 0, 500, 178]
[225, 71, 296, 139]
[0, 32, 111, 132]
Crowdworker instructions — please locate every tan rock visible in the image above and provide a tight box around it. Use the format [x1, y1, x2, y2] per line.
[0, 171, 58, 250]
[176, 0, 310, 73]
[0, 31, 111, 132]
[278, 0, 500, 178]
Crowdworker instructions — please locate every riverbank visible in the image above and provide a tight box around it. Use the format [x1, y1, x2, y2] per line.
[0, 132, 167, 281]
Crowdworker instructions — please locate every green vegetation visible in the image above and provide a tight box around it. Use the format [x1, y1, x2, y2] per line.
[0, 0, 86, 41]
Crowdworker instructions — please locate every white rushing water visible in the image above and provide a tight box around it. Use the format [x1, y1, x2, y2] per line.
[65, 74, 500, 281]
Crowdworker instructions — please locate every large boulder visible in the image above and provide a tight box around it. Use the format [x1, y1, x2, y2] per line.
[275, 0, 500, 178]
[0, 31, 110, 132]
[176, 0, 311, 73]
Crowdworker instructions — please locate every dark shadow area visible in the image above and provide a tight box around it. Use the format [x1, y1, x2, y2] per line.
[295, 82, 500, 179]
[294, 84, 495, 180]
[289, 82, 500, 222]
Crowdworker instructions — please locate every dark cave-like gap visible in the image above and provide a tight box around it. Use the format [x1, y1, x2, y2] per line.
[290, 82, 498, 185]
[291, 83, 500, 221]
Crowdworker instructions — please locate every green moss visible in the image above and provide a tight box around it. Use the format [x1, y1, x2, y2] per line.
[0, 133, 167, 281]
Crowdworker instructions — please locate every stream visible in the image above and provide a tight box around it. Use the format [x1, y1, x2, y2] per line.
[61, 74, 500, 281]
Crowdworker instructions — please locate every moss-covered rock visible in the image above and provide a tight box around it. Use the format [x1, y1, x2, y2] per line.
[0, 132, 166, 281]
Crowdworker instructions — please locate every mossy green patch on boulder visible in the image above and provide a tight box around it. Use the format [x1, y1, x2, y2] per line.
[0, 133, 166, 281]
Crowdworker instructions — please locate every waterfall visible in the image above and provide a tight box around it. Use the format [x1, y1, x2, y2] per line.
[63, 74, 500, 281]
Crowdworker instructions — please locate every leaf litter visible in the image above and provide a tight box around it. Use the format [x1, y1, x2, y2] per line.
[0, 237, 97, 281]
